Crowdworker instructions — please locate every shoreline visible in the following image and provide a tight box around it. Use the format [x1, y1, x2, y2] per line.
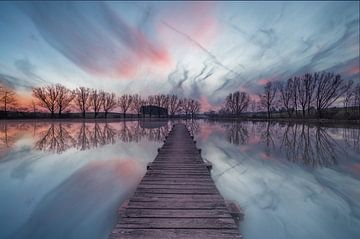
[1, 117, 359, 128]
[205, 117, 360, 128]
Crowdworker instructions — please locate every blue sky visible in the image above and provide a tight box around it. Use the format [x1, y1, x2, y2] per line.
[0, 1, 359, 110]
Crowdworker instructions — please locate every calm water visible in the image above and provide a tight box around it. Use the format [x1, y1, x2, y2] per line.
[0, 120, 359, 239]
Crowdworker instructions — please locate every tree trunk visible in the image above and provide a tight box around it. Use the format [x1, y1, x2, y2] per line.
[4, 101, 7, 119]
[82, 111, 86, 118]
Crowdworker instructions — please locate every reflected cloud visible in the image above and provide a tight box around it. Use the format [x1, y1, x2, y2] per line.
[13, 158, 144, 239]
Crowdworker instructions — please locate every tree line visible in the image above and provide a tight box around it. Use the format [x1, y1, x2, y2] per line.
[0, 84, 201, 119]
[221, 72, 360, 119]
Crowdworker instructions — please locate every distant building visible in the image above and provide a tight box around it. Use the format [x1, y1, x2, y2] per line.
[140, 105, 168, 118]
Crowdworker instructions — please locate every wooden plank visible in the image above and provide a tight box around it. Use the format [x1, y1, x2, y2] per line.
[117, 218, 238, 229]
[148, 165, 207, 169]
[131, 193, 223, 201]
[110, 229, 241, 239]
[136, 184, 217, 190]
[135, 188, 219, 195]
[109, 123, 241, 239]
[123, 208, 232, 218]
[146, 170, 210, 175]
[148, 168, 209, 172]
[139, 181, 214, 186]
[127, 201, 227, 209]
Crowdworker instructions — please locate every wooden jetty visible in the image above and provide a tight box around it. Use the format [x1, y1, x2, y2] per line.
[109, 123, 242, 239]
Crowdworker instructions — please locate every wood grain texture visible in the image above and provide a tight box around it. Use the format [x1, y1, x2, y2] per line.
[109, 124, 241, 239]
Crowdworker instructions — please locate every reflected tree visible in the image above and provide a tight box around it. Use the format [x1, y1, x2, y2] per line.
[76, 122, 91, 150]
[280, 124, 342, 167]
[35, 123, 75, 153]
[184, 120, 200, 136]
[32, 121, 175, 153]
[226, 122, 248, 145]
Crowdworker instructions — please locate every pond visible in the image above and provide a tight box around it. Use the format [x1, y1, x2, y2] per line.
[0, 120, 359, 239]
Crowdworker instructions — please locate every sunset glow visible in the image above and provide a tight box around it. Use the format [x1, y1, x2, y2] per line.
[0, 1, 359, 111]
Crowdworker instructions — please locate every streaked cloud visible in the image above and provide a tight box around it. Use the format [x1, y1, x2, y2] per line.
[0, 1, 358, 110]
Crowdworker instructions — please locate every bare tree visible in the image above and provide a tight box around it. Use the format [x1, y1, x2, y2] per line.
[33, 85, 59, 118]
[297, 74, 317, 118]
[176, 98, 184, 115]
[314, 72, 351, 118]
[259, 82, 277, 119]
[75, 87, 91, 118]
[101, 91, 117, 118]
[225, 91, 250, 117]
[249, 99, 257, 113]
[168, 94, 182, 116]
[147, 95, 155, 106]
[55, 84, 75, 117]
[118, 94, 133, 118]
[0, 85, 17, 118]
[182, 98, 191, 118]
[31, 100, 36, 114]
[291, 77, 299, 117]
[160, 94, 170, 110]
[343, 82, 354, 115]
[354, 82, 360, 116]
[153, 94, 169, 117]
[89, 89, 102, 118]
[130, 94, 143, 117]
[188, 99, 201, 118]
[279, 79, 293, 117]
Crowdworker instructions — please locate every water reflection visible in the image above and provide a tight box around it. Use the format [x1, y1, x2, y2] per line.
[197, 120, 360, 239]
[183, 119, 200, 136]
[0, 120, 165, 239]
[223, 121, 359, 168]
[1, 120, 359, 239]
[30, 121, 171, 154]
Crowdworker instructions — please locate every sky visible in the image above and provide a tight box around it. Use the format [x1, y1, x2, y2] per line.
[0, 1, 359, 111]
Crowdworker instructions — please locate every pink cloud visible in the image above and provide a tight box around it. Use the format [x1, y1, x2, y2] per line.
[239, 145, 252, 153]
[259, 152, 273, 160]
[257, 78, 270, 86]
[352, 163, 360, 173]
[348, 65, 360, 75]
[199, 96, 217, 112]
[158, 2, 218, 48]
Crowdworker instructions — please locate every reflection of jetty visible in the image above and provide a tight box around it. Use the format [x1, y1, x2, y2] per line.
[109, 124, 241, 239]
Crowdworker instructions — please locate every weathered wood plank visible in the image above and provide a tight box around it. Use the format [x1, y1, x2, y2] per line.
[127, 201, 227, 209]
[135, 188, 219, 195]
[139, 181, 214, 186]
[123, 208, 232, 218]
[147, 169, 210, 173]
[109, 123, 241, 239]
[110, 229, 241, 239]
[136, 184, 217, 190]
[130, 193, 223, 201]
[117, 218, 238, 229]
